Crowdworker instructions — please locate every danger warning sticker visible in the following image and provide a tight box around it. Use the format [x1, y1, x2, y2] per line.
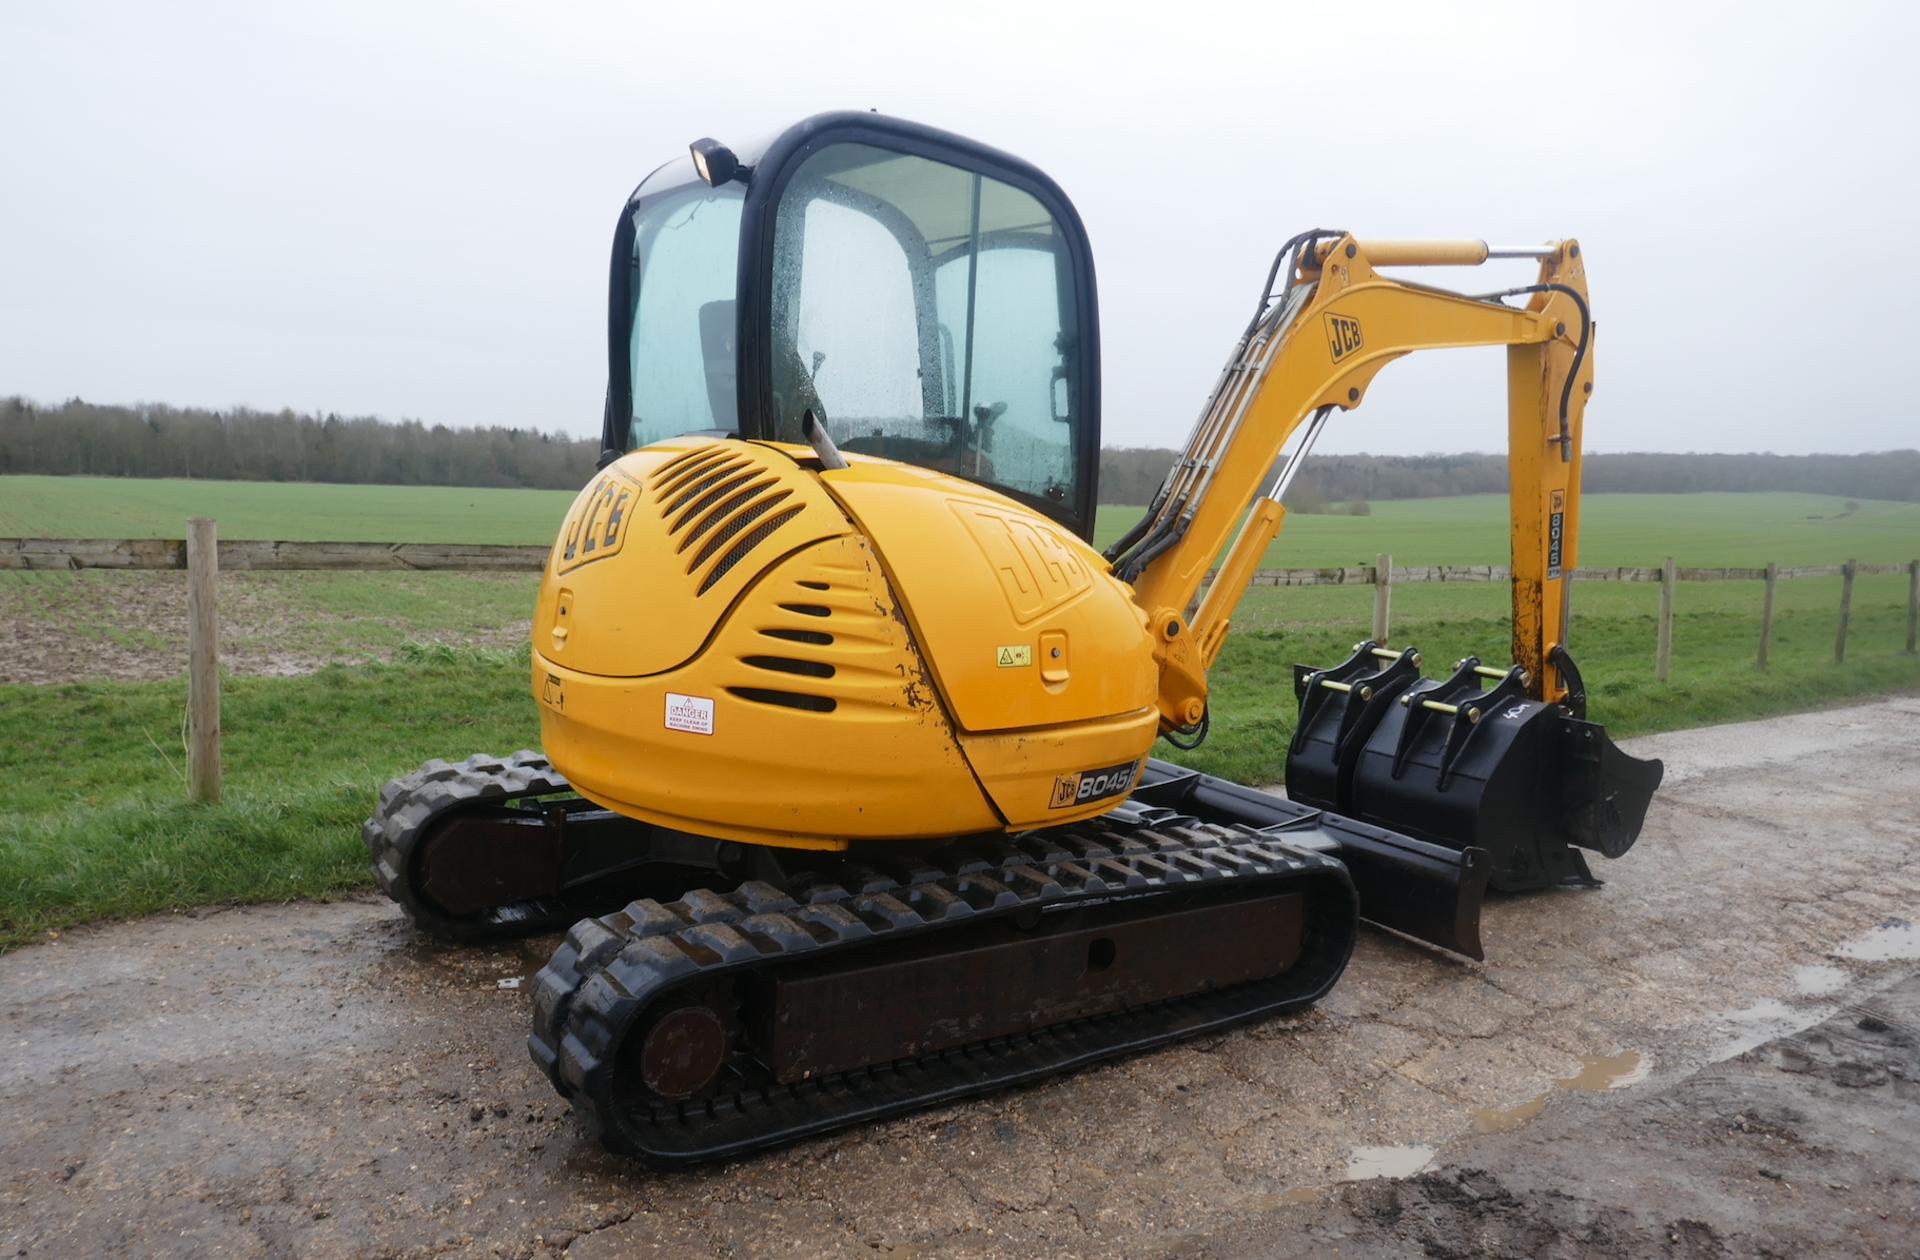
[664, 691, 715, 736]
[997, 644, 1033, 667]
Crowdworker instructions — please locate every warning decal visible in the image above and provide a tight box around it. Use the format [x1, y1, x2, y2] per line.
[665, 691, 716, 736]
[997, 644, 1033, 667]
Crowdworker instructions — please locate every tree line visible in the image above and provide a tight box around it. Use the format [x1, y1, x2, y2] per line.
[0, 397, 600, 490]
[6, 397, 1916, 506]
[1099, 446, 1920, 510]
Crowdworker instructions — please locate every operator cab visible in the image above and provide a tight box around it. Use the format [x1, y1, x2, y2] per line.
[600, 112, 1102, 539]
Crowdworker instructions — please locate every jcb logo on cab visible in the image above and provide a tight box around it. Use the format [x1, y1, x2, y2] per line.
[1325, 313, 1364, 363]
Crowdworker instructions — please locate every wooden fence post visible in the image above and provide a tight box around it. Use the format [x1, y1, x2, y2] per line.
[1908, 559, 1918, 655]
[1655, 556, 1675, 682]
[187, 517, 221, 804]
[1834, 558, 1856, 664]
[1372, 552, 1393, 645]
[1757, 561, 1778, 670]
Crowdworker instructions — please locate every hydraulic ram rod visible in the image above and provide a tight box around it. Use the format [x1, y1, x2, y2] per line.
[1313, 240, 1559, 266]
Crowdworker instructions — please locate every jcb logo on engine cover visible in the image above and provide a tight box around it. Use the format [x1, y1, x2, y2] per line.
[1049, 759, 1142, 810]
[557, 470, 639, 574]
[1325, 313, 1364, 363]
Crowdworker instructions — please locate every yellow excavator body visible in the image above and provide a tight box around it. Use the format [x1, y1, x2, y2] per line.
[532, 436, 1159, 848]
[364, 111, 1664, 1165]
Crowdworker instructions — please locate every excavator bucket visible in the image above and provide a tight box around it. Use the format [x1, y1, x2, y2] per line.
[1287, 642, 1663, 893]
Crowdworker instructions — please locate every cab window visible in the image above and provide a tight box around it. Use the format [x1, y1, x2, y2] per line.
[770, 143, 1081, 513]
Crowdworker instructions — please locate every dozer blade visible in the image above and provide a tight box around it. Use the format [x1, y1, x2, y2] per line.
[1287, 643, 1664, 893]
[528, 802, 1361, 1165]
[1134, 760, 1491, 961]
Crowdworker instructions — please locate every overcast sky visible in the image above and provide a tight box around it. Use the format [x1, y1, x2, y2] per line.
[3, 1, 1913, 455]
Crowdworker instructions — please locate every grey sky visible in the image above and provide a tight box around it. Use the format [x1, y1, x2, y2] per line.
[2, 1, 1912, 456]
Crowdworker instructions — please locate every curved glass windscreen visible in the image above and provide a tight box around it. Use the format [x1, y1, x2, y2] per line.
[627, 168, 745, 449]
[770, 143, 1081, 510]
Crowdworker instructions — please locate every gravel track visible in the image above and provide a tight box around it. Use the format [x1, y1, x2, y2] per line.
[2, 697, 1916, 1259]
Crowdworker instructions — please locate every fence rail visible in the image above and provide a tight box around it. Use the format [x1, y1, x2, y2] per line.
[4, 537, 1913, 584]
[0, 537, 550, 571]
[7, 528, 1914, 806]
[1215, 561, 1917, 586]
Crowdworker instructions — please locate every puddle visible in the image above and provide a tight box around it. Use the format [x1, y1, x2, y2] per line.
[1341, 1144, 1435, 1181]
[1279, 1187, 1321, 1203]
[1836, 917, 1920, 962]
[1472, 1093, 1550, 1134]
[1793, 964, 1848, 996]
[1715, 997, 1836, 1061]
[1472, 1051, 1648, 1134]
[1558, 1049, 1649, 1091]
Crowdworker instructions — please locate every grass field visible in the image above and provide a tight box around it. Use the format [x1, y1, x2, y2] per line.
[0, 645, 541, 946]
[5, 475, 1916, 570]
[3, 476, 1917, 948]
[4, 570, 1917, 948]
[0, 474, 580, 544]
[1094, 492, 1920, 569]
[1177, 573, 1920, 783]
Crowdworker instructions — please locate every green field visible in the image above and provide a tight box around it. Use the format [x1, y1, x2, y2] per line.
[0, 647, 541, 947]
[1094, 492, 1920, 569]
[0, 474, 580, 544]
[1179, 573, 1920, 784]
[5, 476, 1915, 570]
[3, 476, 1918, 948]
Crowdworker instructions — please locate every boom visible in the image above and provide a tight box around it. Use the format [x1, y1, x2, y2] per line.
[1107, 234, 1593, 736]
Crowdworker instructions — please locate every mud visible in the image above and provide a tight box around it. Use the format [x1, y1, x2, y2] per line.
[0, 570, 533, 684]
[1214, 976, 1920, 1259]
[2, 697, 1917, 1258]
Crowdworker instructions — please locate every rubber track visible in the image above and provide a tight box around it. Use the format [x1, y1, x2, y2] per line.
[363, 751, 576, 942]
[528, 806, 1358, 1165]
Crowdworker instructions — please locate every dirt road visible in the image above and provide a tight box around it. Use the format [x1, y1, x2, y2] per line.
[3, 697, 1917, 1259]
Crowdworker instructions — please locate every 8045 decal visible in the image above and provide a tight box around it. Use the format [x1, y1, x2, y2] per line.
[1049, 759, 1143, 809]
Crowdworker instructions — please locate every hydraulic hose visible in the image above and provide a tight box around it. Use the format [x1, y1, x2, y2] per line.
[1474, 282, 1590, 462]
[1107, 229, 1345, 577]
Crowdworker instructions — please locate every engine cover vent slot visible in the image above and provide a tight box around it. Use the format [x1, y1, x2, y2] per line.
[778, 603, 833, 618]
[727, 687, 837, 713]
[659, 453, 752, 517]
[652, 444, 725, 488]
[741, 655, 836, 679]
[698, 505, 804, 595]
[760, 628, 833, 646]
[669, 470, 766, 540]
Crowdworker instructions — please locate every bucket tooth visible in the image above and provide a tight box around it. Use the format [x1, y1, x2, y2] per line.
[1286, 641, 1423, 814]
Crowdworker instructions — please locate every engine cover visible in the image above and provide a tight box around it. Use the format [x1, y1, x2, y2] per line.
[532, 437, 1162, 848]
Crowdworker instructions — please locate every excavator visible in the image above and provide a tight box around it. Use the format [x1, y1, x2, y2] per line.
[364, 111, 1663, 1164]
